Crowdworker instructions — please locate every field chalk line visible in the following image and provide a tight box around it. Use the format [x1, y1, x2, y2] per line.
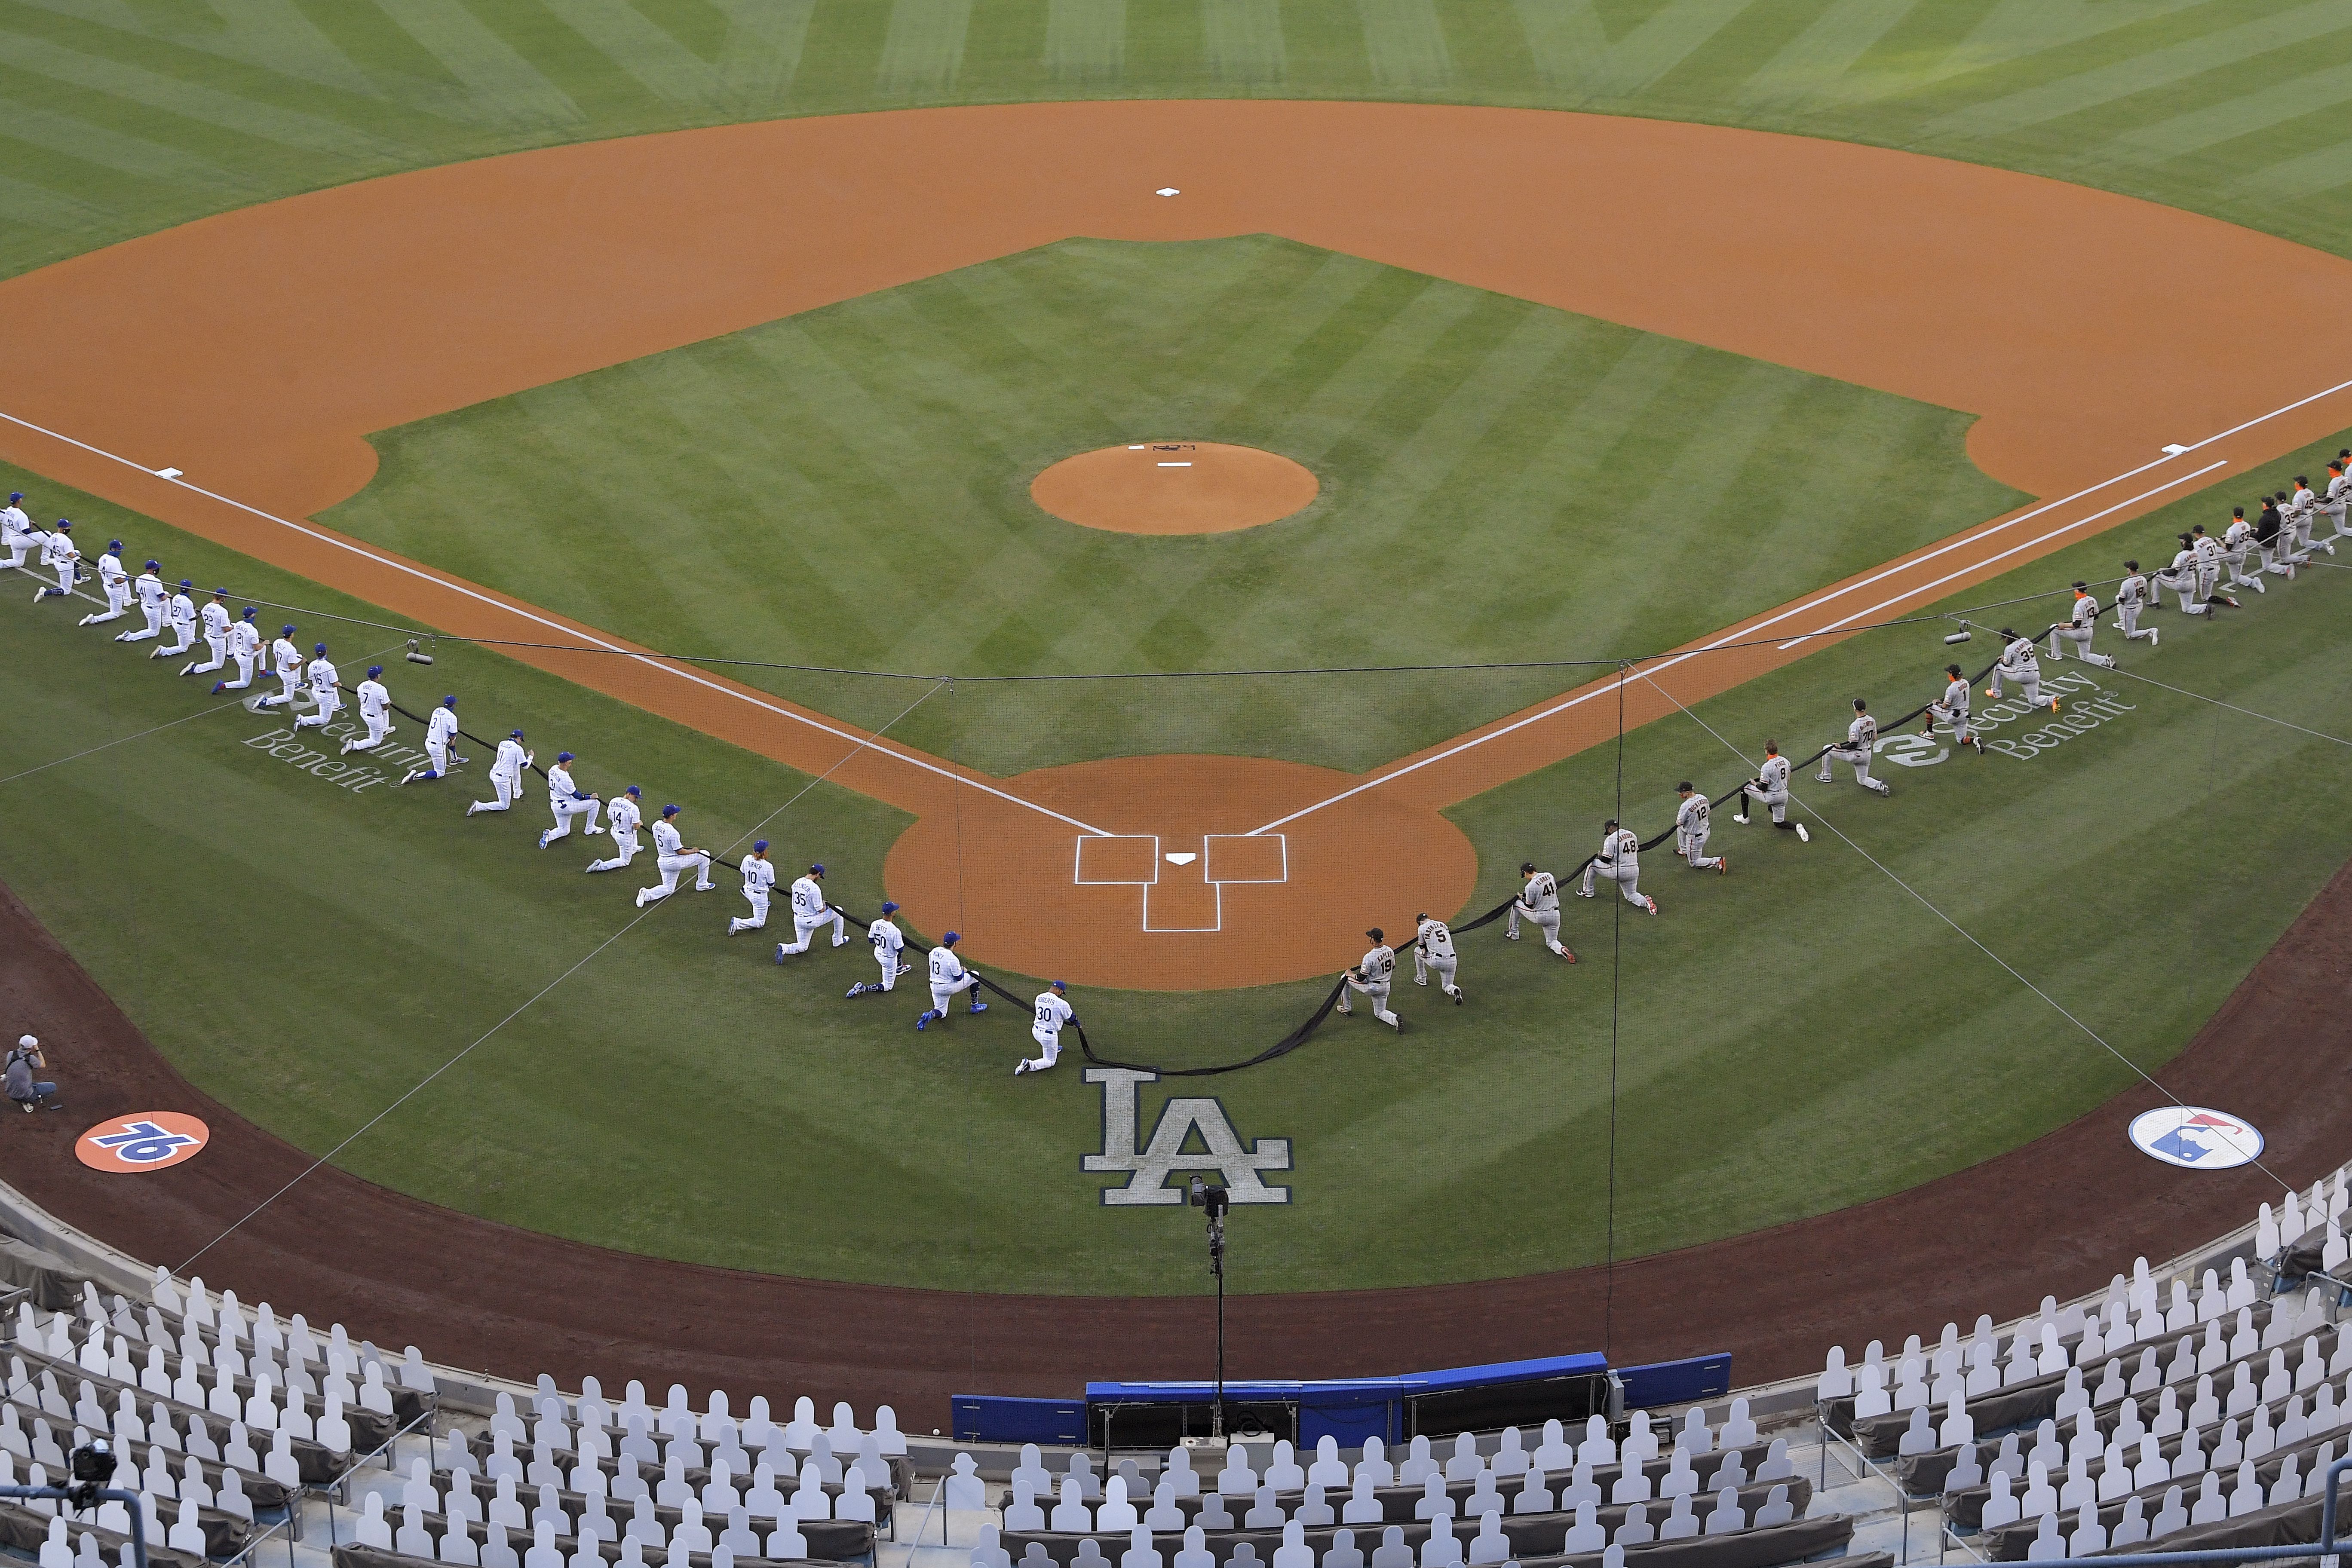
[0, 409, 1112, 837]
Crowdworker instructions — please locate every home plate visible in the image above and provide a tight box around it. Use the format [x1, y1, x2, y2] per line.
[1165, 852, 1196, 865]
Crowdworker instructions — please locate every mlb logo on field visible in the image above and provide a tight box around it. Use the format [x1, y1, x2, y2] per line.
[2128, 1106, 2261, 1171]
[76, 1113, 209, 1174]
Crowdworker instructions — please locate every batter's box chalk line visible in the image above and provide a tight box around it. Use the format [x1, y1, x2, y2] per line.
[1072, 832, 1289, 934]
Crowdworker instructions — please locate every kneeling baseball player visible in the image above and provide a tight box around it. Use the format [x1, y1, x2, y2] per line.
[1505, 862, 1576, 961]
[1337, 928, 1401, 1030]
[1016, 980, 1076, 1075]
[1816, 698, 1890, 795]
[2047, 582, 2116, 669]
[1579, 819, 1656, 912]
[1675, 782, 1725, 873]
[1733, 742, 1806, 839]
[916, 931, 987, 1030]
[1923, 663, 1986, 754]
[847, 902, 911, 997]
[1413, 912, 1463, 1003]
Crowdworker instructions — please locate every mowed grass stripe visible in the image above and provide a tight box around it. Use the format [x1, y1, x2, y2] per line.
[539, 0, 725, 105]
[367, 0, 587, 126]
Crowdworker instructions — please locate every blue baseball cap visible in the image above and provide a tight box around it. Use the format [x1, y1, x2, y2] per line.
[313, 643, 326, 654]
[810, 863, 825, 875]
[1051, 980, 1066, 992]
[509, 729, 524, 739]
[623, 785, 641, 797]
[881, 901, 898, 915]
[54, 521, 69, 531]
[145, 560, 159, 571]
[661, 804, 679, 817]
[367, 665, 383, 678]
[281, 624, 295, 636]
[7, 493, 19, 502]
[241, 608, 256, 620]
[107, 540, 121, 552]
[212, 587, 227, 596]
[442, 695, 457, 707]
[178, 579, 192, 588]
[753, 840, 769, 853]
[556, 751, 574, 763]
[943, 931, 960, 945]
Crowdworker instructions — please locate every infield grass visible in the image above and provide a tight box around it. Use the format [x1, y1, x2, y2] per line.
[1, 433, 2347, 1295]
[320, 235, 2024, 775]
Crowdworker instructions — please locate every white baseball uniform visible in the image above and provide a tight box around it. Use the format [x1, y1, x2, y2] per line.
[776, 874, 847, 954]
[344, 677, 393, 752]
[84, 551, 131, 624]
[260, 636, 304, 706]
[2049, 593, 2114, 668]
[118, 571, 167, 643]
[219, 619, 261, 689]
[187, 600, 230, 673]
[2114, 573, 2156, 640]
[37, 532, 79, 600]
[472, 737, 530, 812]
[1412, 916, 1460, 999]
[1676, 794, 1720, 870]
[926, 944, 981, 1016]
[587, 796, 642, 872]
[728, 854, 777, 934]
[1818, 711, 1885, 792]
[1990, 637, 2052, 705]
[2327, 473, 2351, 539]
[418, 705, 462, 780]
[2290, 484, 2332, 555]
[1926, 675, 1974, 740]
[157, 590, 197, 656]
[2222, 520, 2266, 592]
[0, 504, 29, 568]
[862, 916, 908, 991]
[541, 762, 601, 842]
[1338, 942, 1399, 1027]
[1507, 870, 1568, 954]
[291, 656, 340, 730]
[1582, 827, 1651, 906]
[639, 818, 714, 903]
[1739, 753, 1794, 825]
[2153, 547, 2205, 612]
[1021, 990, 1076, 1073]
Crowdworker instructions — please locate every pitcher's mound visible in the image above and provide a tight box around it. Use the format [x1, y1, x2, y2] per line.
[1031, 442, 1319, 535]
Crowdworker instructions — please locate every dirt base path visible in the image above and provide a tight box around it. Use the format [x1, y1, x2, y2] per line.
[3, 104, 2352, 989]
[5, 861, 2344, 1421]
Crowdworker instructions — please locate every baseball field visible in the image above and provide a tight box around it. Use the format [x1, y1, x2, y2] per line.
[5, 0, 2352, 1397]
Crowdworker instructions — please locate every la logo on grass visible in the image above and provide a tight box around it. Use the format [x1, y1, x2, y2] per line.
[1084, 1068, 1291, 1206]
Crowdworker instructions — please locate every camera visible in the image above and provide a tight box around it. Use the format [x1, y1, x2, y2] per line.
[1188, 1177, 1230, 1220]
[67, 1438, 115, 1510]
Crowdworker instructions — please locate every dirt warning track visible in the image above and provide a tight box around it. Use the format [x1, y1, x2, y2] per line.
[3, 102, 2352, 988]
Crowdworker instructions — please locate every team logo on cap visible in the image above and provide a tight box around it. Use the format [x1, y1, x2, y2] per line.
[76, 1112, 209, 1173]
[2128, 1106, 2261, 1171]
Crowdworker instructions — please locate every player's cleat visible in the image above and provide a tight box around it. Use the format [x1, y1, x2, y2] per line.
[634, 889, 650, 908]
[31, 587, 44, 605]
[1731, 814, 1748, 824]
[1414, 976, 1427, 987]
[775, 944, 788, 963]
[209, 681, 226, 695]
[1452, 989, 1464, 1006]
[340, 740, 354, 755]
[1559, 948, 1577, 964]
[1575, 888, 1595, 899]
[178, 662, 194, 676]
[1506, 929, 1520, 940]
[916, 1011, 933, 1031]
[1383, 1015, 1401, 1032]
[1868, 780, 1891, 796]
[1012, 1062, 1027, 1075]
[537, 831, 551, 848]
[1795, 823, 1810, 842]
[1716, 857, 1729, 876]
[76, 614, 91, 626]
[2149, 628, 2159, 647]
[896, 963, 913, 978]
[832, 934, 848, 947]
[1971, 737, 1985, 754]
[585, 824, 604, 836]
[969, 1000, 987, 1014]
[845, 983, 866, 998]
[1643, 897, 1659, 915]
[466, 803, 479, 816]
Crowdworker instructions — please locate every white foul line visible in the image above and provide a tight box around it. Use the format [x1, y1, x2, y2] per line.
[0, 408, 1110, 838]
[1247, 392, 2321, 838]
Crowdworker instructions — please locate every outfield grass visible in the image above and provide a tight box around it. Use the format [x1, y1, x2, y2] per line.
[9, 0, 2352, 291]
[320, 235, 2022, 775]
[4, 433, 2348, 1295]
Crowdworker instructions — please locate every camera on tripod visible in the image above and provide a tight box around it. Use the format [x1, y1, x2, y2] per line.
[1188, 1177, 1230, 1220]
[67, 1437, 115, 1510]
